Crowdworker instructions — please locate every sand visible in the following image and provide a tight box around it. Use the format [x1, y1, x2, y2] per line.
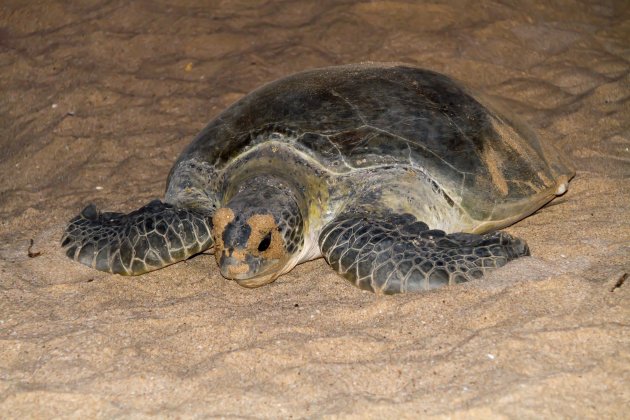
[0, 0, 628, 418]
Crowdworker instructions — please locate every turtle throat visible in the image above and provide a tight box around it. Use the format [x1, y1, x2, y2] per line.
[212, 177, 304, 287]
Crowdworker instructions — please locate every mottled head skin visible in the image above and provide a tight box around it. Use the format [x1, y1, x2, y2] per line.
[212, 177, 304, 287]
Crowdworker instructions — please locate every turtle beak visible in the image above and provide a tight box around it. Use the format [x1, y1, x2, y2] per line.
[218, 253, 281, 287]
[219, 256, 251, 279]
[235, 272, 279, 288]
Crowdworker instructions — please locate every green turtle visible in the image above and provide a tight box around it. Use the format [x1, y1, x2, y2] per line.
[61, 63, 573, 294]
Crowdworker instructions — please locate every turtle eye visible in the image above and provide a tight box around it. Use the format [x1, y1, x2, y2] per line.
[258, 232, 272, 252]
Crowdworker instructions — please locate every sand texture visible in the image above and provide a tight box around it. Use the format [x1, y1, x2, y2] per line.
[1, 1, 629, 418]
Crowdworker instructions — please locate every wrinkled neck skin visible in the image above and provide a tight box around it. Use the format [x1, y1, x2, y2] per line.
[212, 175, 305, 288]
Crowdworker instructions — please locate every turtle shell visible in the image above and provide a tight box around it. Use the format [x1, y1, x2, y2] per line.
[175, 63, 573, 229]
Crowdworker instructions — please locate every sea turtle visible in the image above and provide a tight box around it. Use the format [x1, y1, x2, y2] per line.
[61, 63, 573, 294]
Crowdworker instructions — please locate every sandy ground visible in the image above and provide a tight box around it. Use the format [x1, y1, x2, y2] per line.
[1, 0, 629, 418]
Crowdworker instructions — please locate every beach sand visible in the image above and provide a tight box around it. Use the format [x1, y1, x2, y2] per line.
[0, 1, 628, 417]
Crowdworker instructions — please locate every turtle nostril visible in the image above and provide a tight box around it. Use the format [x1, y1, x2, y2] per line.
[258, 232, 272, 252]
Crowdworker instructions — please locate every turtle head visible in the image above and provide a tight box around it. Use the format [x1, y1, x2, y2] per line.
[212, 181, 304, 287]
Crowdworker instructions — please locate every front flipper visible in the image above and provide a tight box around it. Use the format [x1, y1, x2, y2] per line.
[319, 213, 529, 294]
[61, 200, 214, 275]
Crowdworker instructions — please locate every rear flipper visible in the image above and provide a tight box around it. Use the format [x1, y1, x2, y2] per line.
[319, 213, 529, 294]
[61, 200, 214, 275]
